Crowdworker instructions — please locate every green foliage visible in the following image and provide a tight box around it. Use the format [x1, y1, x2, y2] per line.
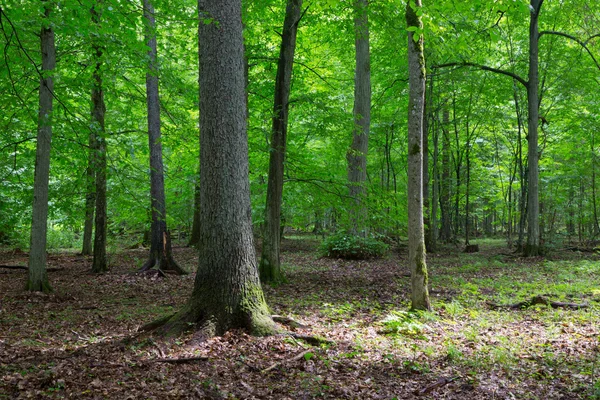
[320, 233, 389, 259]
[379, 310, 430, 337]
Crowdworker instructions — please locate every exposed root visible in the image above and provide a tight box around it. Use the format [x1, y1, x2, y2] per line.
[272, 315, 309, 329]
[154, 356, 208, 364]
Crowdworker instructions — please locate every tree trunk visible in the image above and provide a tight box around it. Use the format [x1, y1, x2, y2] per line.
[91, 3, 108, 273]
[82, 132, 96, 256]
[27, 0, 55, 292]
[440, 109, 451, 243]
[154, 0, 275, 337]
[139, 0, 186, 275]
[423, 73, 431, 251]
[347, 0, 371, 236]
[430, 105, 439, 252]
[524, 0, 542, 256]
[259, 0, 302, 284]
[188, 175, 201, 247]
[406, 0, 430, 312]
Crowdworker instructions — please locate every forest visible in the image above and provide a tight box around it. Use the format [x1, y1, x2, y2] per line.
[1, 0, 599, 398]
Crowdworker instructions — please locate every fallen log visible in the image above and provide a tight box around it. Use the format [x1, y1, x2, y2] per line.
[154, 356, 208, 364]
[0, 265, 62, 272]
[488, 295, 588, 310]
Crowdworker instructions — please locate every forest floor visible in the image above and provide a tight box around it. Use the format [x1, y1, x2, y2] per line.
[0, 237, 599, 399]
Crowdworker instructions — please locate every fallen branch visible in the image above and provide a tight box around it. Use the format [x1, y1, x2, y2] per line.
[154, 356, 208, 364]
[0, 265, 62, 272]
[488, 295, 588, 310]
[418, 376, 458, 396]
[272, 315, 309, 329]
[262, 349, 311, 373]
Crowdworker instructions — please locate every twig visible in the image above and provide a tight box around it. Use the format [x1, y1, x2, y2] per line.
[418, 376, 459, 395]
[262, 349, 311, 373]
[154, 356, 208, 364]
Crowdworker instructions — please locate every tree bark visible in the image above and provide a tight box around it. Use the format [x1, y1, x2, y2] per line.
[347, 0, 371, 236]
[524, 0, 542, 256]
[27, 0, 55, 292]
[188, 175, 201, 247]
[82, 130, 96, 256]
[139, 0, 186, 275]
[91, 3, 108, 273]
[440, 109, 451, 243]
[153, 0, 275, 337]
[259, 0, 302, 284]
[406, 0, 430, 311]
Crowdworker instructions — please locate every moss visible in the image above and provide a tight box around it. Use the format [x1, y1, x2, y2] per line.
[414, 242, 428, 279]
[410, 143, 421, 156]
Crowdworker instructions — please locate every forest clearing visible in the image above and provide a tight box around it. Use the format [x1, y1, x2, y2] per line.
[1, 237, 598, 399]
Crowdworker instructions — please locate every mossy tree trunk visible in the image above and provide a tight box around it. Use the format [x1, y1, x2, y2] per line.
[27, 0, 55, 293]
[259, 0, 302, 284]
[406, 0, 430, 311]
[140, 0, 186, 275]
[153, 0, 275, 337]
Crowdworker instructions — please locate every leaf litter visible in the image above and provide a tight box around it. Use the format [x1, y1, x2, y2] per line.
[0, 238, 598, 399]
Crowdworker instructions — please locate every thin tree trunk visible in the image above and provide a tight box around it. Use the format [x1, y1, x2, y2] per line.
[153, 0, 275, 337]
[406, 0, 430, 311]
[27, 0, 54, 292]
[524, 0, 542, 256]
[259, 0, 302, 284]
[82, 132, 96, 256]
[440, 109, 451, 243]
[423, 73, 431, 251]
[139, 0, 186, 275]
[347, 0, 371, 236]
[91, 3, 108, 274]
[430, 106, 439, 252]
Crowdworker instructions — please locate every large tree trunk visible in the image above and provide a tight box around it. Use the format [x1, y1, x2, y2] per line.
[81, 131, 96, 256]
[524, 0, 542, 256]
[153, 0, 275, 337]
[406, 0, 430, 312]
[27, 0, 55, 292]
[139, 0, 186, 275]
[259, 0, 302, 284]
[91, 3, 108, 273]
[347, 0, 371, 236]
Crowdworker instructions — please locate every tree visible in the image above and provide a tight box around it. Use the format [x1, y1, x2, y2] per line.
[26, 0, 55, 292]
[406, 0, 430, 311]
[347, 0, 371, 236]
[91, 2, 108, 273]
[148, 0, 275, 337]
[81, 131, 96, 256]
[139, 0, 186, 275]
[259, 0, 303, 284]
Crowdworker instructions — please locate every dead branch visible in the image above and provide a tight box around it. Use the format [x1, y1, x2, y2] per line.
[154, 356, 208, 364]
[262, 349, 311, 373]
[0, 265, 62, 272]
[488, 295, 588, 310]
[418, 376, 458, 396]
[272, 315, 309, 329]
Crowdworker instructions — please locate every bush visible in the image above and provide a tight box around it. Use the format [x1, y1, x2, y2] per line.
[320, 233, 389, 260]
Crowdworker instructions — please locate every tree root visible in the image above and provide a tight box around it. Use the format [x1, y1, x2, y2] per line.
[0, 265, 62, 272]
[278, 332, 334, 346]
[488, 295, 589, 310]
[272, 315, 309, 329]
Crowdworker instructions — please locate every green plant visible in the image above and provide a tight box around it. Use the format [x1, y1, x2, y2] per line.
[380, 310, 430, 337]
[320, 233, 389, 260]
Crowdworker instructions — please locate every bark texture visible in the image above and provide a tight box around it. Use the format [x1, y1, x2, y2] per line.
[259, 0, 302, 284]
[140, 0, 186, 275]
[156, 0, 275, 337]
[91, 3, 108, 273]
[406, 0, 431, 311]
[524, 0, 542, 256]
[27, 1, 55, 292]
[82, 131, 96, 256]
[347, 0, 371, 236]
